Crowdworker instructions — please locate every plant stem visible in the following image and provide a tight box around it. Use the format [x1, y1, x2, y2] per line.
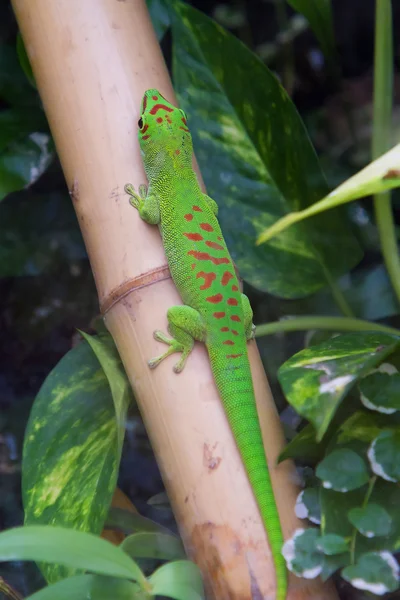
[349, 476, 377, 565]
[372, 0, 400, 304]
[255, 315, 400, 338]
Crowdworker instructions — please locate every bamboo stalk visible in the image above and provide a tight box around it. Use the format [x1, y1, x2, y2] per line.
[12, 1, 338, 598]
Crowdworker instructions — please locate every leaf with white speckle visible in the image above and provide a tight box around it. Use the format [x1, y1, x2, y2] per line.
[348, 503, 392, 538]
[368, 430, 400, 482]
[282, 529, 324, 578]
[316, 534, 348, 555]
[342, 551, 399, 595]
[316, 449, 370, 492]
[295, 488, 321, 524]
[359, 367, 400, 414]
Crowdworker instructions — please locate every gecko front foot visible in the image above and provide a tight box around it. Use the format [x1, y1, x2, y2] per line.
[148, 330, 193, 373]
[124, 183, 147, 211]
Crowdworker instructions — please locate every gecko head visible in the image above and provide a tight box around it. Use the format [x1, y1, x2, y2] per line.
[137, 89, 193, 169]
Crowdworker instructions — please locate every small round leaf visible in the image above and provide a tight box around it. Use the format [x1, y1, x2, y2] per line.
[359, 368, 400, 414]
[316, 449, 370, 492]
[282, 529, 324, 579]
[295, 488, 321, 525]
[348, 503, 392, 538]
[342, 551, 399, 595]
[316, 534, 348, 556]
[368, 430, 400, 482]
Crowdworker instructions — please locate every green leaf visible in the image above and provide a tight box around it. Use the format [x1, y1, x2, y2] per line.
[295, 488, 321, 525]
[316, 534, 348, 556]
[278, 423, 327, 464]
[106, 507, 174, 536]
[25, 574, 142, 600]
[121, 532, 186, 561]
[171, 1, 362, 298]
[80, 331, 132, 451]
[149, 560, 204, 600]
[0, 526, 146, 585]
[336, 410, 391, 445]
[316, 449, 370, 492]
[282, 529, 324, 578]
[22, 337, 130, 583]
[257, 143, 400, 244]
[342, 551, 399, 595]
[368, 430, 400, 482]
[359, 366, 400, 414]
[278, 332, 400, 440]
[321, 486, 367, 538]
[16, 33, 36, 89]
[348, 504, 392, 538]
[147, 0, 171, 41]
[286, 0, 336, 66]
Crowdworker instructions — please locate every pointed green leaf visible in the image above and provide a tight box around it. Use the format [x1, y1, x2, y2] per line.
[121, 532, 186, 561]
[149, 560, 204, 600]
[348, 503, 392, 538]
[287, 0, 336, 65]
[171, 1, 362, 298]
[368, 430, 400, 482]
[342, 551, 399, 595]
[278, 332, 400, 439]
[25, 574, 142, 600]
[106, 507, 173, 536]
[0, 526, 146, 585]
[316, 449, 370, 492]
[22, 338, 128, 582]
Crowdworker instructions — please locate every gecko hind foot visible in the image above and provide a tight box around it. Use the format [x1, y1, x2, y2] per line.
[124, 183, 144, 210]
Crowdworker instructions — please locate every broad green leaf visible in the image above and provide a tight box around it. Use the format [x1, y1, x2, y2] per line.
[257, 143, 400, 244]
[321, 486, 367, 538]
[0, 44, 39, 106]
[22, 338, 129, 583]
[0, 526, 146, 585]
[25, 574, 142, 600]
[80, 331, 132, 450]
[295, 488, 321, 524]
[348, 504, 392, 538]
[359, 367, 400, 414]
[342, 551, 399, 595]
[278, 332, 400, 440]
[368, 430, 400, 482]
[282, 529, 323, 579]
[147, 0, 171, 40]
[368, 480, 400, 551]
[316, 534, 348, 556]
[316, 449, 370, 493]
[87, 575, 145, 600]
[106, 507, 173, 536]
[336, 410, 392, 445]
[278, 423, 326, 464]
[16, 34, 36, 89]
[286, 0, 336, 66]
[149, 560, 204, 600]
[121, 532, 186, 561]
[171, 1, 362, 298]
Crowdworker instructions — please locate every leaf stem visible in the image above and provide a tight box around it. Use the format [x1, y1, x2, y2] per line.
[349, 476, 377, 565]
[372, 1, 400, 304]
[255, 316, 400, 338]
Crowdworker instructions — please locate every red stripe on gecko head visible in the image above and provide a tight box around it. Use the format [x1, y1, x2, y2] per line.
[227, 298, 238, 306]
[232, 285, 239, 291]
[184, 214, 193, 221]
[141, 124, 149, 134]
[206, 241, 224, 250]
[183, 232, 203, 241]
[149, 104, 174, 115]
[179, 126, 190, 133]
[223, 340, 235, 346]
[200, 223, 214, 232]
[226, 353, 243, 359]
[231, 315, 241, 322]
[142, 135, 150, 140]
[142, 95, 148, 111]
[213, 312, 226, 319]
[187, 250, 230, 265]
[231, 330, 239, 335]
[221, 272, 234, 286]
[193, 206, 202, 212]
[206, 293, 223, 304]
[196, 271, 216, 290]
[182, 117, 187, 125]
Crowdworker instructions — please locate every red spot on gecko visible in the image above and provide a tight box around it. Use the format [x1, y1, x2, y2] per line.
[213, 312, 226, 319]
[226, 353, 243, 359]
[206, 241, 224, 250]
[231, 315, 241, 322]
[156, 117, 163, 123]
[180, 126, 190, 133]
[191, 263, 196, 270]
[187, 250, 230, 265]
[221, 272, 234, 286]
[175, 149, 180, 155]
[200, 223, 214, 232]
[193, 206, 202, 212]
[196, 271, 216, 290]
[141, 124, 149, 134]
[152, 95, 158, 100]
[206, 293, 223, 304]
[149, 103, 173, 115]
[232, 285, 239, 291]
[182, 117, 187, 125]
[183, 232, 203, 241]
[227, 298, 238, 306]
[184, 214, 193, 221]
[217, 236, 223, 241]
[231, 330, 239, 335]
[221, 327, 229, 332]
[223, 340, 235, 346]
[142, 135, 150, 140]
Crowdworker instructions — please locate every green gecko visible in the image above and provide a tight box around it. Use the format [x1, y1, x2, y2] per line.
[125, 89, 287, 599]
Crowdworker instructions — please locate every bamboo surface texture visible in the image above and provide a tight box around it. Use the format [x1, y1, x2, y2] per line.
[12, 1, 339, 598]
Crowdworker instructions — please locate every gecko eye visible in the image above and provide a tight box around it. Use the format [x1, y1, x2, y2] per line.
[138, 117, 144, 129]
